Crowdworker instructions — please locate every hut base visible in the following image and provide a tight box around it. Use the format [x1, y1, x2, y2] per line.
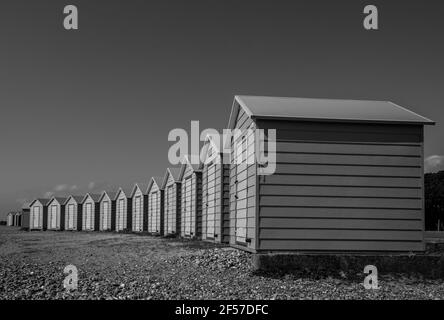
[252, 250, 444, 279]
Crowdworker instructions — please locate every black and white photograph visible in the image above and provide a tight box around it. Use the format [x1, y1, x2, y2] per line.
[1, 0, 444, 313]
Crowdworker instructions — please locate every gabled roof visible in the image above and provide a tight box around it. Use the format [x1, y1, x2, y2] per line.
[146, 177, 164, 194]
[47, 197, 68, 206]
[29, 198, 50, 207]
[161, 167, 181, 189]
[98, 190, 118, 203]
[114, 187, 133, 200]
[228, 95, 435, 129]
[21, 203, 31, 210]
[199, 136, 226, 170]
[64, 195, 84, 205]
[81, 193, 101, 204]
[130, 183, 149, 197]
[178, 156, 201, 181]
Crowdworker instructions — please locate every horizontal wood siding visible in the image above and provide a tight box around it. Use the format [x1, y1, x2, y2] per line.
[132, 188, 144, 232]
[82, 196, 96, 231]
[65, 198, 79, 231]
[202, 144, 230, 244]
[164, 173, 181, 236]
[47, 200, 62, 230]
[115, 192, 128, 231]
[256, 120, 425, 252]
[100, 195, 112, 231]
[22, 211, 30, 229]
[29, 202, 44, 230]
[222, 164, 230, 243]
[180, 166, 202, 239]
[148, 182, 163, 235]
[229, 106, 257, 251]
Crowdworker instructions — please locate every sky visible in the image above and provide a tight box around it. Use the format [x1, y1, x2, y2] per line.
[0, 0, 443, 219]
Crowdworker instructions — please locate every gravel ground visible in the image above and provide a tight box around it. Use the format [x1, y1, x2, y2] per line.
[1, 226, 444, 300]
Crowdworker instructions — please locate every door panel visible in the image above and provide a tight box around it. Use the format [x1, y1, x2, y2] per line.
[233, 130, 255, 244]
[206, 163, 216, 238]
[149, 192, 159, 233]
[67, 204, 75, 229]
[134, 196, 142, 231]
[183, 178, 192, 235]
[103, 201, 109, 230]
[50, 205, 57, 229]
[165, 185, 175, 234]
[32, 207, 40, 228]
[117, 199, 125, 231]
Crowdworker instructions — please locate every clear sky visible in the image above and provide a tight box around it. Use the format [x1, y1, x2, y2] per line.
[1, 0, 443, 219]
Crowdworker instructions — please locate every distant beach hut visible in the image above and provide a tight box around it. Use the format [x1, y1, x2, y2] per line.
[146, 177, 164, 235]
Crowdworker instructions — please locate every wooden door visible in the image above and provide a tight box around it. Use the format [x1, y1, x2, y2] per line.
[67, 204, 75, 229]
[206, 163, 216, 238]
[32, 207, 40, 228]
[50, 205, 57, 229]
[103, 201, 109, 230]
[183, 177, 192, 236]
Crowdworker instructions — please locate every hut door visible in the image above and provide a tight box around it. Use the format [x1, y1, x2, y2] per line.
[234, 135, 248, 244]
[118, 199, 125, 231]
[183, 177, 192, 236]
[85, 203, 92, 230]
[134, 196, 142, 231]
[50, 205, 57, 229]
[68, 204, 75, 229]
[206, 163, 216, 238]
[32, 207, 40, 228]
[150, 191, 158, 233]
[166, 185, 174, 234]
[103, 201, 109, 230]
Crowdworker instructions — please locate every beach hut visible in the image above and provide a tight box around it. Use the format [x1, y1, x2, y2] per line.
[227, 95, 434, 253]
[81, 193, 101, 231]
[28, 199, 50, 230]
[46, 197, 67, 230]
[114, 188, 133, 232]
[130, 184, 148, 233]
[178, 157, 202, 238]
[64, 196, 83, 231]
[146, 177, 164, 235]
[161, 168, 182, 236]
[200, 138, 230, 243]
[20, 203, 30, 228]
[98, 191, 116, 231]
[6, 212, 13, 226]
[13, 212, 21, 226]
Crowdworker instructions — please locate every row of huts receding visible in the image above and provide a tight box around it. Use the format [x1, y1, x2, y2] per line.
[16, 96, 436, 254]
[21, 154, 227, 241]
[6, 211, 22, 227]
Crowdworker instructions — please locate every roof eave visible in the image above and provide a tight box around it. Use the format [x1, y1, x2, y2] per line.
[252, 115, 435, 126]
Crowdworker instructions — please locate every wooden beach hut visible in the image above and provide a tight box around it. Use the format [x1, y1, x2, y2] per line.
[81, 193, 101, 231]
[161, 168, 182, 236]
[114, 188, 133, 232]
[47, 197, 67, 230]
[130, 184, 148, 233]
[200, 138, 230, 243]
[146, 177, 164, 235]
[227, 95, 434, 253]
[178, 157, 202, 238]
[98, 191, 116, 231]
[28, 199, 50, 230]
[64, 196, 84, 231]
